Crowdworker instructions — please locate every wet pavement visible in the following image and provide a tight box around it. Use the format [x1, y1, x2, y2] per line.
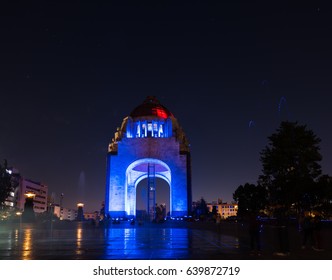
[0, 221, 331, 260]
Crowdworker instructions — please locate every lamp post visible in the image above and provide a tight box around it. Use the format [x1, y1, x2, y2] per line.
[60, 193, 64, 220]
[22, 191, 36, 223]
[77, 203, 84, 221]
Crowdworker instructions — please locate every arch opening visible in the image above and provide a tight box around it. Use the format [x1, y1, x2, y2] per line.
[136, 177, 170, 222]
[125, 158, 172, 218]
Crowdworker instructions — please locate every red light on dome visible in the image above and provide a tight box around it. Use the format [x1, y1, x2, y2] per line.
[153, 108, 168, 118]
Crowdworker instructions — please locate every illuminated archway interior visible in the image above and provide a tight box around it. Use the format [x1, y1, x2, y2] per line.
[136, 177, 170, 219]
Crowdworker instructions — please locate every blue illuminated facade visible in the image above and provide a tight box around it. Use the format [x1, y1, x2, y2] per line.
[105, 96, 192, 218]
[125, 117, 173, 139]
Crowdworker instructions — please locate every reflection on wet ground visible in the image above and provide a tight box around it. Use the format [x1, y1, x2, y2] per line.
[1, 221, 331, 259]
[0, 222, 247, 260]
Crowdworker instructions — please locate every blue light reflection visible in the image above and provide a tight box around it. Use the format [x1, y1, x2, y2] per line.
[103, 227, 189, 259]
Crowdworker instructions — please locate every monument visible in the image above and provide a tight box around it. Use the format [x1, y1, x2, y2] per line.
[105, 96, 192, 219]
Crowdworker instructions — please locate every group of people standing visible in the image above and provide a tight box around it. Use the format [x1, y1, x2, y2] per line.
[246, 210, 324, 257]
[299, 213, 323, 251]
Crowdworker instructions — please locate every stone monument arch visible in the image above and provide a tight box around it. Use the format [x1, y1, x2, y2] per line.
[105, 96, 192, 219]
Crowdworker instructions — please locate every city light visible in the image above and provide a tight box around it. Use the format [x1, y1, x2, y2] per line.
[24, 192, 36, 199]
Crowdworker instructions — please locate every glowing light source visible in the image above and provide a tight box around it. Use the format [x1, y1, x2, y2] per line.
[152, 107, 168, 119]
[77, 203, 84, 207]
[24, 192, 36, 198]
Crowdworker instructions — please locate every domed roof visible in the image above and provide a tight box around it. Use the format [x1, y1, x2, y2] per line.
[130, 96, 173, 119]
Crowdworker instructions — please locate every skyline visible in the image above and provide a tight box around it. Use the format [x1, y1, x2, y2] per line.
[1, 2, 332, 212]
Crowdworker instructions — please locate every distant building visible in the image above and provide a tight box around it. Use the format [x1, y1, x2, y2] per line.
[3, 168, 20, 209]
[52, 204, 61, 218]
[4, 190, 16, 209]
[16, 178, 48, 214]
[47, 203, 77, 221]
[61, 207, 76, 221]
[207, 200, 238, 219]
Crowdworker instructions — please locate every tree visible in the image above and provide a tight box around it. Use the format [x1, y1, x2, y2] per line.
[192, 197, 209, 219]
[233, 183, 267, 217]
[259, 121, 322, 211]
[0, 160, 14, 209]
[314, 175, 332, 217]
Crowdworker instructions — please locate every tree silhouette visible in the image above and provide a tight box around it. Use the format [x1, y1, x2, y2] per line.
[192, 197, 209, 219]
[233, 183, 267, 216]
[314, 175, 332, 216]
[0, 160, 14, 209]
[259, 121, 322, 211]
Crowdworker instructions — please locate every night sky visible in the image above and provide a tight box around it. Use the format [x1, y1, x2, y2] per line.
[1, 1, 331, 212]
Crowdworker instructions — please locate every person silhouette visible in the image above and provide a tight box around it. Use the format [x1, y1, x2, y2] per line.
[248, 211, 261, 255]
[273, 207, 290, 256]
[301, 214, 313, 249]
[312, 215, 324, 251]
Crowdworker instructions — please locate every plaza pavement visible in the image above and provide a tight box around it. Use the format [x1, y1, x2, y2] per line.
[0, 220, 331, 260]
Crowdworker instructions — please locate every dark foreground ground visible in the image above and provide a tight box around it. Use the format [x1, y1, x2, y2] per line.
[0, 219, 331, 260]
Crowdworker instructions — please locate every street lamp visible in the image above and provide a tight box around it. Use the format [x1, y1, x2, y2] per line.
[77, 203, 84, 221]
[24, 191, 36, 199]
[60, 193, 64, 220]
[22, 191, 36, 222]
